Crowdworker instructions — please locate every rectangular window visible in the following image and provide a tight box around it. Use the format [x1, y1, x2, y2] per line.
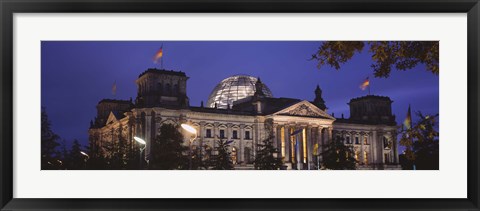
[364, 137, 368, 144]
[220, 129, 225, 139]
[245, 131, 250, 139]
[355, 137, 359, 144]
[346, 136, 351, 144]
[232, 130, 238, 139]
[206, 129, 212, 138]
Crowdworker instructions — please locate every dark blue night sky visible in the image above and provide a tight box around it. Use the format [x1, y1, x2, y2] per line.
[41, 41, 439, 150]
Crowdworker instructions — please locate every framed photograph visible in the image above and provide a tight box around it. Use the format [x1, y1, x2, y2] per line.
[1, 0, 479, 210]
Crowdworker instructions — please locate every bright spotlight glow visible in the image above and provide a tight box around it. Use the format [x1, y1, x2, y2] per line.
[80, 151, 89, 157]
[134, 136, 146, 145]
[181, 124, 197, 135]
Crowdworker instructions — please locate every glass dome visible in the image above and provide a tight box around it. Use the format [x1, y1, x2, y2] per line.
[206, 75, 273, 109]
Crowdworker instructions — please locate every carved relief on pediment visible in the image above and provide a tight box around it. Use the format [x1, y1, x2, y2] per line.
[283, 104, 323, 117]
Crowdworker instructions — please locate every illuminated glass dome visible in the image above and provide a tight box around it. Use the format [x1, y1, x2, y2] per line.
[207, 75, 273, 109]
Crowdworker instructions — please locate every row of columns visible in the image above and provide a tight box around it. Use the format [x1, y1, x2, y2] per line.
[272, 124, 332, 170]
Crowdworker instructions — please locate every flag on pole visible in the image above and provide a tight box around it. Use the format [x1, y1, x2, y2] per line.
[153, 46, 163, 64]
[112, 81, 117, 96]
[359, 77, 370, 90]
[403, 105, 412, 129]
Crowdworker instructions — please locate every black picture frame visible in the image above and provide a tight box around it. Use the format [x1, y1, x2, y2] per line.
[1, 0, 479, 210]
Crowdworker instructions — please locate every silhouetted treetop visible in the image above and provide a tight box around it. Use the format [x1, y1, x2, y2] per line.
[311, 41, 439, 78]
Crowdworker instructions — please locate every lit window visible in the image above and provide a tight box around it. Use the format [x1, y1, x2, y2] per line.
[220, 130, 225, 139]
[206, 129, 212, 138]
[232, 130, 238, 139]
[355, 151, 359, 161]
[231, 147, 237, 164]
[364, 136, 368, 144]
[245, 131, 250, 139]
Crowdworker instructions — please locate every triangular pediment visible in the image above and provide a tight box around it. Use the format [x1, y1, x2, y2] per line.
[273, 100, 335, 120]
[106, 112, 119, 125]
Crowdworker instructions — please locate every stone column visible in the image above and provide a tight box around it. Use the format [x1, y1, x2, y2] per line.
[296, 126, 303, 170]
[253, 122, 257, 157]
[155, 116, 162, 137]
[276, 125, 282, 153]
[317, 127, 323, 162]
[307, 125, 313, 170]
[239, 124, 245, 163]
[327, 127, 333, 144]
[369, 131, 375, 167]
[145, 114, 152, 160]
[392, 131, 399, 164]
[360, 132, 365, 165]
[284, 125, 290, 163]
[377, 132, 384, 164]
[199, 121, 205, 154]
[213, 122, 219, 154]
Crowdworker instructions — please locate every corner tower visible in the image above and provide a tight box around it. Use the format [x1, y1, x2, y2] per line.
[135, 68, 189, 108]
[348, 95, 396, 125]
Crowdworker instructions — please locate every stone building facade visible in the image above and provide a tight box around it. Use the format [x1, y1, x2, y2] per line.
[89, 68, 401, 170]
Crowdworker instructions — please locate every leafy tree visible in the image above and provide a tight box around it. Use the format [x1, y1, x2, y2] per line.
[149, 124, 188, 170]
[107, 135, 137, 170]
[41, 107, 61, 170]
[311, 41, 439, 78]
[320, 137, 357, 170]
[66, 139, 86, 170]
[190, 146, 208, 170]
[210, 139, 234, 170]
[399, 112, 439, 170]
[254, 136, 283, 170]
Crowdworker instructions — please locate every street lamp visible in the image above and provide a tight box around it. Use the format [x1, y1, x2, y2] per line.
[134, 136, 147, 169]
[181, 123, 198, 170]
[80, 151, 89, 169]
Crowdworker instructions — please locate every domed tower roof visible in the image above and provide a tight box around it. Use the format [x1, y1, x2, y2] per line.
[206, 75, 273, 109]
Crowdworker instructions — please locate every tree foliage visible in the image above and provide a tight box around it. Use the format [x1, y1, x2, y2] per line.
[254, 136, 283, 170]
[209, 139, 234, 170]
[399, 112, 439, 170]
[311, 41, 439, 78]
[41, 107, 61, 170]
[66, 139, 86, 170]
[149, 124, 188, 170]
[320, 137, 357, 170]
